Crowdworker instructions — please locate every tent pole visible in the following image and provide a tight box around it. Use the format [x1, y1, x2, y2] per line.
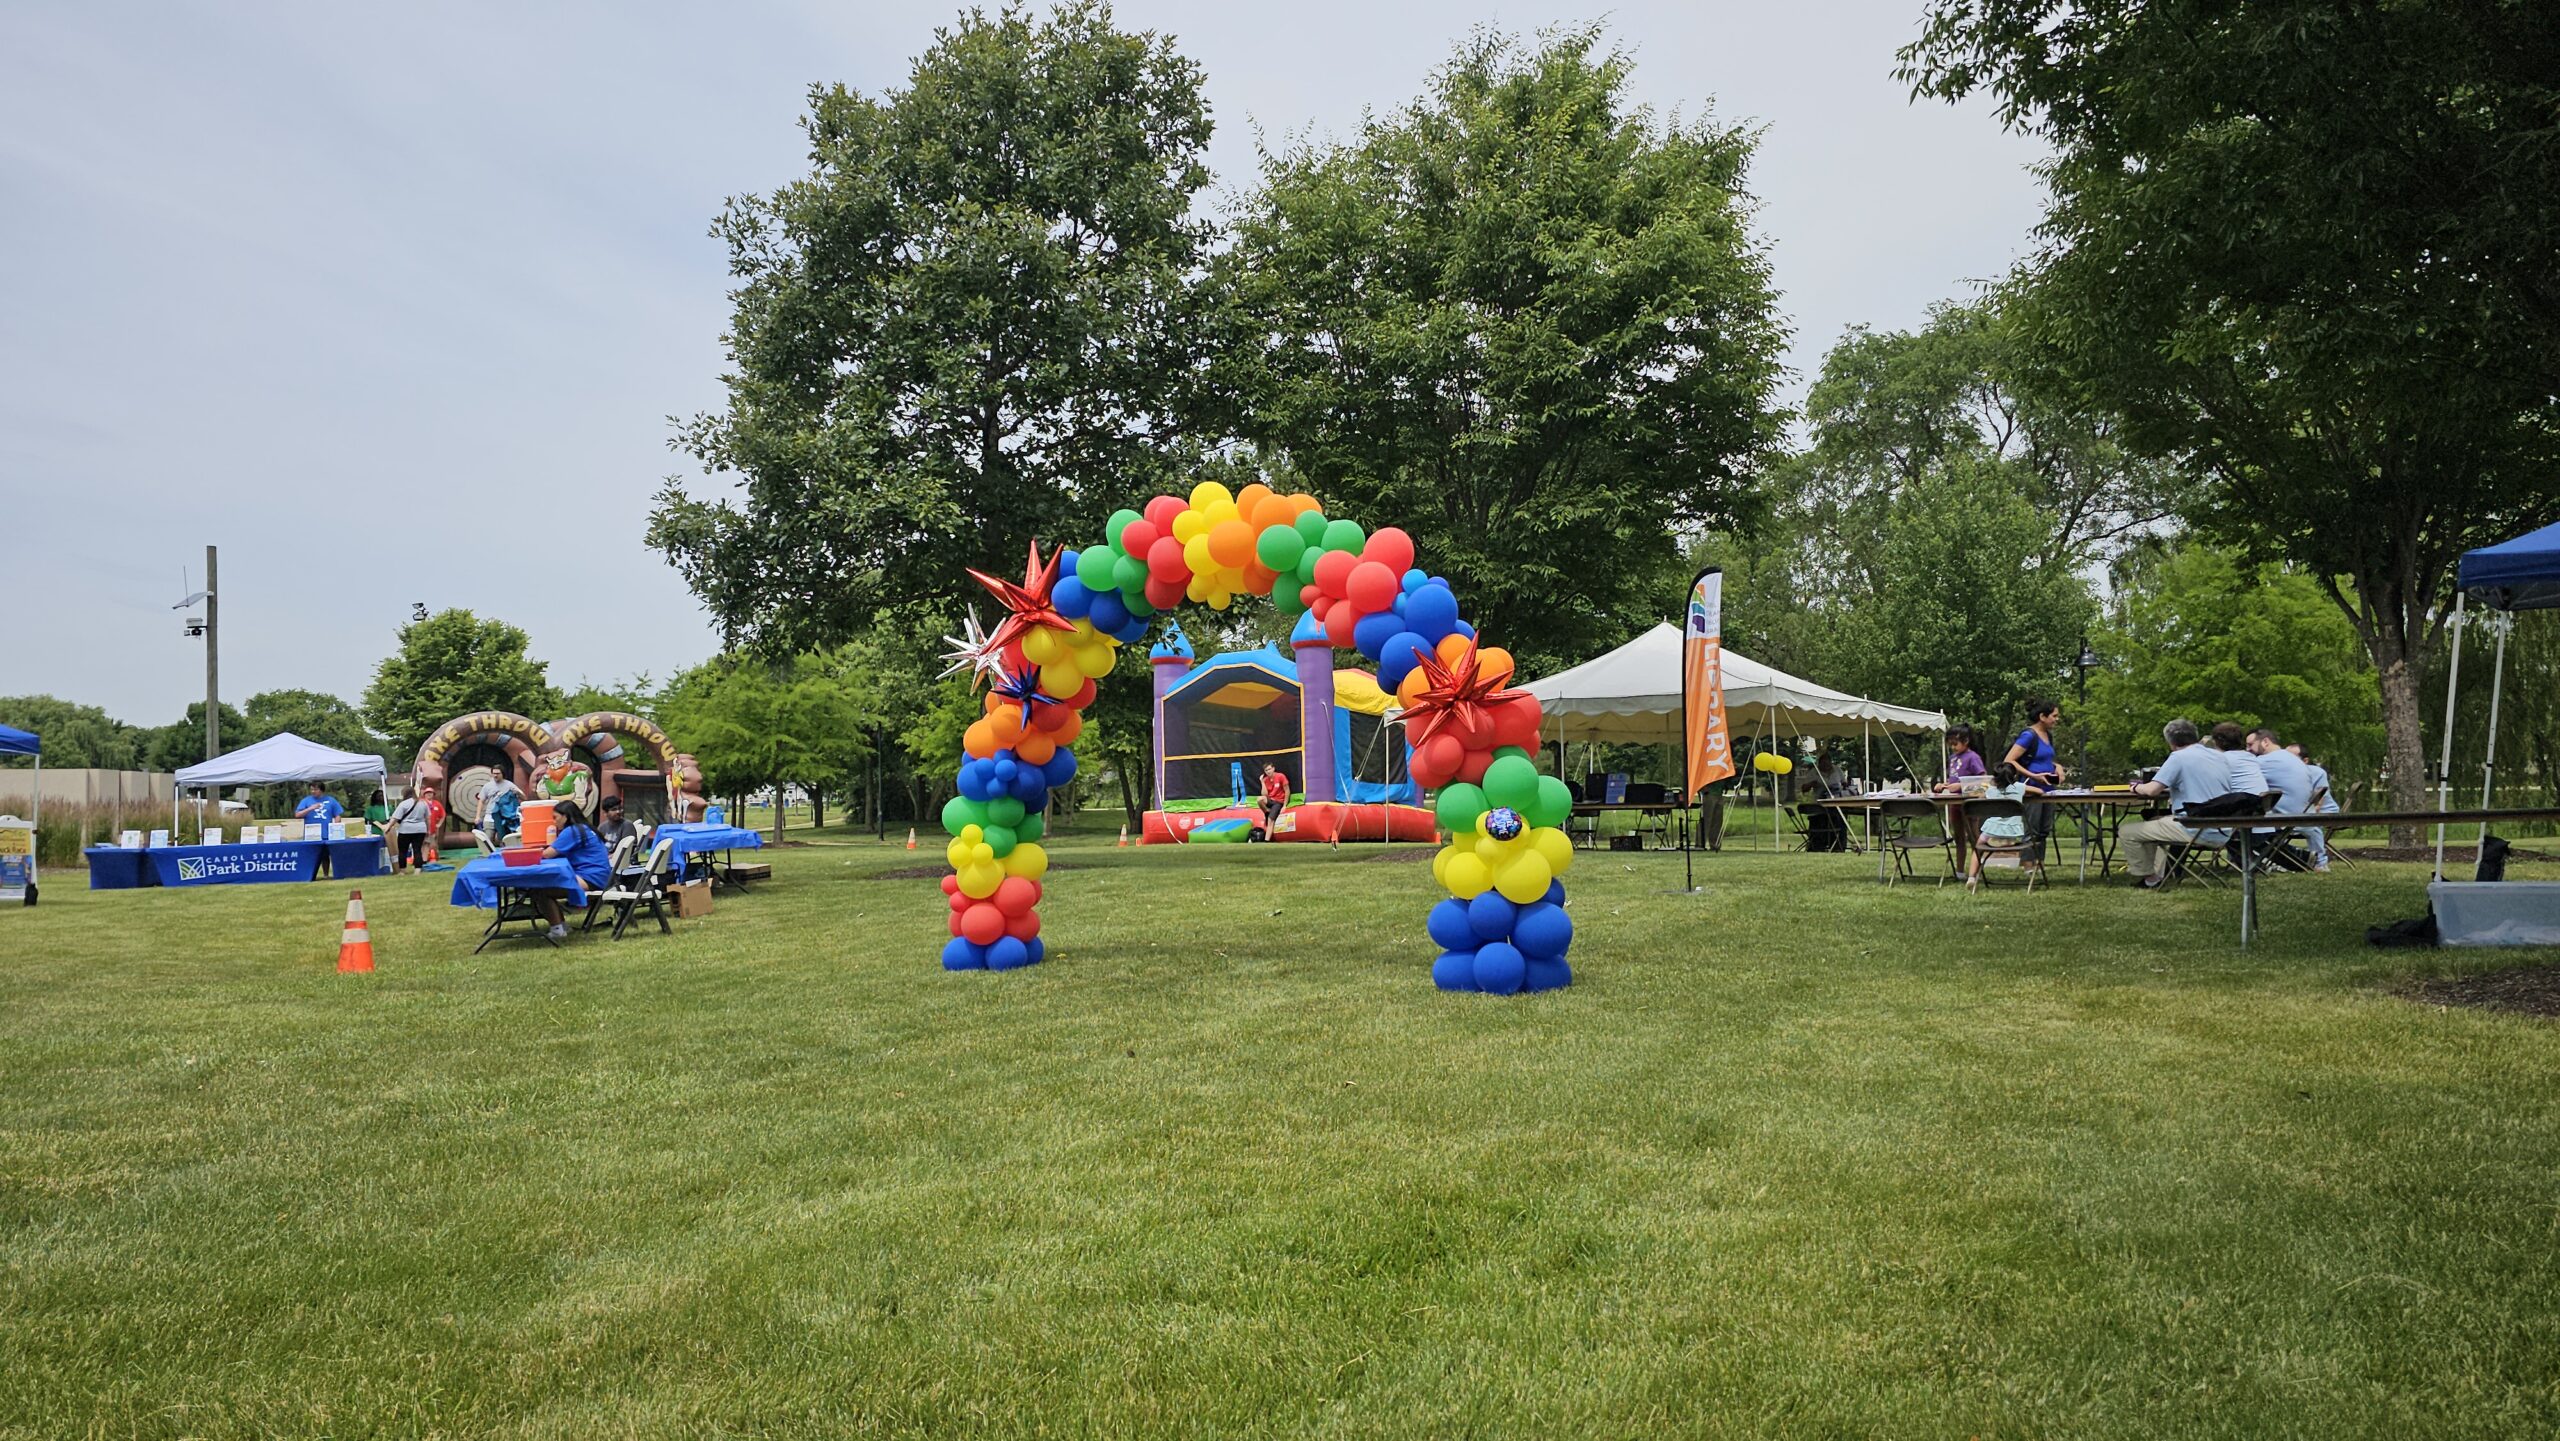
[2478, 612, 2511, 853]
[29, 752, 38, 833]
[2434, 592, 2466, 882]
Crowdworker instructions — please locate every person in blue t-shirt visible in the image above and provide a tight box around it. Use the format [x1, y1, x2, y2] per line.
[295, 783, 344, 831]
[2000, 697, 2064, 870]
[530, 801, 613, 940]
[2119, 719, 2236, 888]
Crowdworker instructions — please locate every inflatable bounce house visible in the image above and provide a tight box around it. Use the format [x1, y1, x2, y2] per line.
[411, 710, 705, 849]
[1142, 617, 1439, 844]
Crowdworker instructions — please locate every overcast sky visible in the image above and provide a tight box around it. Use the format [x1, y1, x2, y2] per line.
[2, 0, 2045, 727]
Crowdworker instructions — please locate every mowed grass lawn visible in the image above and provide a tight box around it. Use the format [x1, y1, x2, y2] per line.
[7, 832, 2560, 1438]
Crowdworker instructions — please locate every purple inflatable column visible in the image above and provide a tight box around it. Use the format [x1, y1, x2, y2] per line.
[1292, 610, 1339, 803]
[1148, 624, 1195, 809]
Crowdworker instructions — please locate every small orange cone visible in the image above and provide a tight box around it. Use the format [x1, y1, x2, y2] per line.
[337, 889, 375, 973]
[904, 827, 918, 851]
[1116, 823, 1130, 847]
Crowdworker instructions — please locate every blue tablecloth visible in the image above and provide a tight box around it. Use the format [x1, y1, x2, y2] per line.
[147, 842, 323, 887]
[84, 847, 154, 889]
[449, 855, 593, 910]
[655, 823, 765, 860]
[326, 837, 386, 880]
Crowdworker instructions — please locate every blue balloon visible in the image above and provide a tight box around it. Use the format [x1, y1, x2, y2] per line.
[988, 936, 1034, 970]
[1051, 574, 1094, 620]
[1543, 879, 1566, 906]
[1377, 631, 1433, 690]
[1427, 898, 1475, 951]
[1088, 589, 1131, 633]
[942, 937, 986, 970]
[1012, 769, 1048, 804]
[1524, 956, 1572, 992]
[957, 761, 989, 801]
[1402, 568, 1429, 593]
[1112, 612, 1152, 644]
[1042, 749, 1079, 787]
[1403, 583, 1460, 640]
[1024, 937, 1046, 966]
[1466, 892, 1518, 943]
[1432, 949, 1478, 991]
[1450, 619, 1476, 643]
[1512, 901, 1573, 960]
[1471, 942, 1527, 995]
[1352, 610, 1404, 660]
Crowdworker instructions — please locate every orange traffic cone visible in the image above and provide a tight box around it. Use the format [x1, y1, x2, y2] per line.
[1116, 823, 1130, 847]
[337, 889, 375, 973]
[904, 827, 918, 851]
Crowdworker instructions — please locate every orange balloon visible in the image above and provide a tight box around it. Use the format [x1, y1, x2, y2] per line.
[1046, 709, 1084, 745]
[1437, 634, 1473, 665]
[1208, 518, 1255, 568]
[982, 690, 1007, 715]
[1290, 492, 1320, 517]
[964, 718, 1000, 759]
[1013, 731, 1057, 766]
[989, 705, 1026, 746]
[1236, 482, 1274, 522]
[1398, 668, 1429, 706]
[1241, 560, 1278, 595]
[1476, 646, 1515, 686]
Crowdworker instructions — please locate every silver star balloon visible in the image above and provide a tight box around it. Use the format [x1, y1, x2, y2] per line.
[937, 607, 1008, 687]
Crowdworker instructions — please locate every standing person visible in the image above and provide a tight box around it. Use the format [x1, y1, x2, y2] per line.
[422, 785, 447, 861]
[529, 800, 613, 941]
[480, 766, 524, 846]
[2002, 699, 2064, 873]
[385, 788, 435, 874]
[1936, 725, 1988, 793]
[1257, 762, 1291, 837]
[362, 789, 390, 830]
[2119, 719, 2239, 889]
[294, 783, 344, 833]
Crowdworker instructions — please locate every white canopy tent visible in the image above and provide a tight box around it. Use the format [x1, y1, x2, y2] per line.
[1523, 623, 1947, 744]
[172, 732, 388, 833]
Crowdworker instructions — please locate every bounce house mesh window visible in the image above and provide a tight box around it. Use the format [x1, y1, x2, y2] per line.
[1163, 675, 1303, 806]
[1340, 708, 1411, 803]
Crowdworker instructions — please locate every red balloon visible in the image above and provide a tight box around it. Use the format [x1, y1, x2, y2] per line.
[1363, 526, 1415, 575]
[1144, 576, 1186, 611]
[1005, 910, 1042, 941]
[939, 874, 960, 896]
[1145, 495, 1187, 532]
[1324, 603, 1359, 648]
[1312, 549, 1358, 599]
[948, 911, 965, 937]
[961, 902, 1007, 945]
[948, 887, 969, 913]
[1457, 746, 1494, 785]
[1299, 584, 1320, 609]
[1411, 733, 1465, 787]
[1147, 536, 1189, 583]
[994, 876, 1041, 916]
[1346, 560, 1399, 612]
[1489, 695, 1541, 751]
[1119, 518, 1160, 559]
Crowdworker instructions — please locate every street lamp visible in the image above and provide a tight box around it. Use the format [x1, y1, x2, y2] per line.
[2073, 635, 2101, 777]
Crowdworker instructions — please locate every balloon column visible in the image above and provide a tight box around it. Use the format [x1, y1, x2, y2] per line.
[936, 481, 1573, 992]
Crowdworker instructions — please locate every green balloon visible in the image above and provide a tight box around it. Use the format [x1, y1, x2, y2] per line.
[986, 796, 1026, 828]
[1436, 782, 1490, 834]
[1528, 775, 1573, 830]
[1256, 523, 1307, 572]
[1294, 549, 1321, 587]
[1078, 544, 1118, 589]
[940, 795, 988, 837]
[1114, 554, 1147, 591]
[1483, 754, 1541, 813]
[1293, 509, 1329, 544]
[1492, 745, 1532, 765]
[1017, 811, 1045, 843]
[1322, 518, 1366, 553]
[1106, 508, 1142, 549]
[1273, 586, 1308, 617]
[979, 823, 1018, 857]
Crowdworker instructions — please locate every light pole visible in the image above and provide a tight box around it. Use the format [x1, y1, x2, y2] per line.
[2072, 634, 2101, 778]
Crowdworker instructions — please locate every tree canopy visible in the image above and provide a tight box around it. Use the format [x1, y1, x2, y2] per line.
[1223, 27, 1785, 670]
[362, 610, 559, 758]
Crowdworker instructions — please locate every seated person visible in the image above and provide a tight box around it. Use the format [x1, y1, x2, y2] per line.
[596, 793, 643, 857]
[1257, 762, 1291, 836]
[2246, 727, 2320, 871]
[2212, 721, 2268, 795]
[1935, 724, 1988, 794]
[2119, 719, 2241, 890]
[1798, 763, 1849, 853]
[2288, 742, 2339, 871]
[529, 801, 614, 941]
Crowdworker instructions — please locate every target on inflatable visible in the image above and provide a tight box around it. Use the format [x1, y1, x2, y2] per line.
[936, 482, 1574, 993]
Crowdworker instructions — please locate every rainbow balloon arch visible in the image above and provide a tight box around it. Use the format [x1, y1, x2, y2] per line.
[936, 480, 1576, 994]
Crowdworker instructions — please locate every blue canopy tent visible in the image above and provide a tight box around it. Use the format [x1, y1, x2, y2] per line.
[2443, 522, 2560, 875]
[0, 723, 37, 829]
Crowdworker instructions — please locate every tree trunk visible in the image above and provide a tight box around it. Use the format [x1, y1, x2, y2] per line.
[811, 787, 826, 830]
[1118, 761, 1141, 832]
[2367, 619, 2432, 848]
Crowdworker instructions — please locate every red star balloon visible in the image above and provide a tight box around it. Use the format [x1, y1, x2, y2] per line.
[1401, 638, 1530, 750]
[967, 541, 1074, 656]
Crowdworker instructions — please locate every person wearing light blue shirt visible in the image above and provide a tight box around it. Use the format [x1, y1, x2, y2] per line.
[2119, 719, 2238, 887]
[2274, 738, 2336, 871]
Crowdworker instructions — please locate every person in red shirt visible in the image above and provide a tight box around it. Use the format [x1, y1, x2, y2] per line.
[1257, 762, 1291, 836]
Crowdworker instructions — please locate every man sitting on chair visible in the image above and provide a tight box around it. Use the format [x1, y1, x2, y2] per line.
[2120, 719, 2242, 890]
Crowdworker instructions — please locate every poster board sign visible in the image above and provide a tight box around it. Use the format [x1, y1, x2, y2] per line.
[0, 820, 32, 903]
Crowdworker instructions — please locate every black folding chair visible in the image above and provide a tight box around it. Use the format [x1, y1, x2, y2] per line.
[1878, 798, 1955, 887]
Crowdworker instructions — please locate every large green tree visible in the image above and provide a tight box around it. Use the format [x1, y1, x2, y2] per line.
[1224, 27, 1786, 670]
[659, 652, 876, 838]
[1902, 0, 2560, 814]
[652, 1, 1226, 653]
[142, 703, 251, 772]
[242, 689, 384, 759]
[0, 697, 142, 770]
[362, 610, 559, 757]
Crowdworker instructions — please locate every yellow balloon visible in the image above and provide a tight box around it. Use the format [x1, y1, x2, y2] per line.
[944, 840, 969, 868]
[1207, 588, 1232, 610]
[1186, 573, 1212, 602]
[1203, 499, 1238, 527]
[1444, 852, 1493, 899]
[1020, 628, 1061, 665]
[1431, 845, 1454, 889]
[959, 824, 984, 845]
[1189, 480, 1234, 511]
[1076, 643, 1117, 678]
[1530, 826, 1574, 875]
[1171, 511, 1207, 544]
[1473, 828, 1526, 862]
[1036, 660, 1079, 697]
[958, 862, 1003, 900]
[1494, 849, 1554, 904]
[970, 842, 995, 866]
[1002, 842, 1049, 880]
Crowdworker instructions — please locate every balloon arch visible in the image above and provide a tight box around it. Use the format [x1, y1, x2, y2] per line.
[936, 480, 1576, 994]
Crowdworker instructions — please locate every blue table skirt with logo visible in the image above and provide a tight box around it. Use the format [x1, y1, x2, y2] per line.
[85, 839, 387, 890]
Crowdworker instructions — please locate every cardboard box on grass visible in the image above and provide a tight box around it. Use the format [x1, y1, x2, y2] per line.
[673, 880, 712, 919]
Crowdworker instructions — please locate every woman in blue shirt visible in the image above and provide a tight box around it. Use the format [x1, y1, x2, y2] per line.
[2001, 698, 2064, 871]
[530, 801, 614, 940]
